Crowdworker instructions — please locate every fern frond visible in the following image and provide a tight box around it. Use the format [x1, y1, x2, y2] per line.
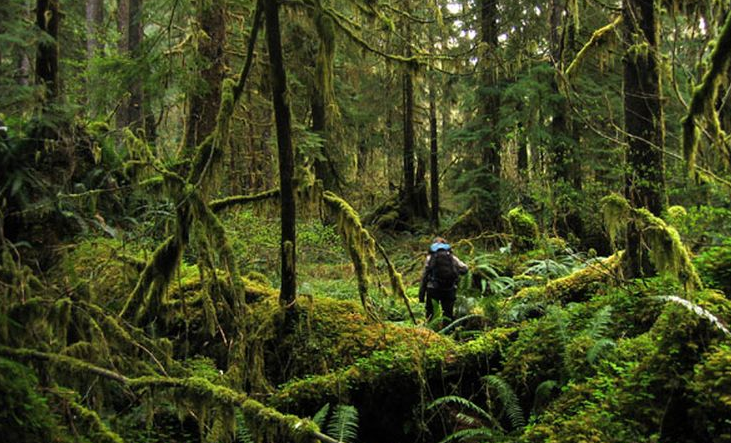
[313, 403, 330, 429]
[484, 375, 525, 429]
[587, 338, 616, 364]
[437, 427, 496, 443]
[326, 404, 359, 443]
[585, 305, 613, 340]
[427, 395, 492, 424]
[533, 379, 558, 409]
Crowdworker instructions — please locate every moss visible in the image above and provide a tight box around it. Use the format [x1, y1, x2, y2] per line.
[507, 207, 539, 251]
[565, 16, 622, 79]
[682, 8, 731, 173]
[635, 208, 702, 291]
[511, 253, 622, 305]
[600, 193, 631, 249]
[0, 357, 58, 442]
[690, 344, 731, 440]
[322, 191, 378, 318]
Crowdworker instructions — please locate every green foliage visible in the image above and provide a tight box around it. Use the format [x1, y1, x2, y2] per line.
[325, 404, 359, 443]
[694, 238, 731, 296]
[506, 207, 539, 251]
[484, 374, 525, 429]
[0, 358, 57, 443]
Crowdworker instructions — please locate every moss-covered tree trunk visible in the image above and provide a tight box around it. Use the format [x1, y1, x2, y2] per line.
[85, 0, 103, 58]
[623, 0, 665, 278]
[549, 0, 583, 239]
[35, 0, 59, 103]
[402, 65, 417, 220]
[264, 0, 297, 306]
[183, 0, 226, 153]
[430, 86, 440, 232]
[478, 0, 502, 228]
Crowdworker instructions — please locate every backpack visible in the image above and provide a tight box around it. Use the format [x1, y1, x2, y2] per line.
[429, 249, 459, 287]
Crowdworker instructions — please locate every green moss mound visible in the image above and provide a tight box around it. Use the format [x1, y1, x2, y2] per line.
[507, 207, 539, 251]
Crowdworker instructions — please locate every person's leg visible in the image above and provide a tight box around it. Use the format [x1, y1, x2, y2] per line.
[425, 290, 435, 321]
[440, 289, 457, 321]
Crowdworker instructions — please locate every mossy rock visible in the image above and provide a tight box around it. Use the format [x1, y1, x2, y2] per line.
[507, 207, 539, 251]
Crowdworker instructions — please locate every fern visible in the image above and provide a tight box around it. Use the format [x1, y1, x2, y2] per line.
[586, 338, 617, 364]
[313, 403, 330, 429]
[437, 427, 496, 443]
[585, 305, 613, 340]
[484, 375, 525, 430]
[532, 379, 558, 413]
[326, 404, 359, 443]
[427, 395, 494, 425]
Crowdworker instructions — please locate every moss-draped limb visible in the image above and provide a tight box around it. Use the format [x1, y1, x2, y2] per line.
[601, 194, 702, 290]
[564, 16, 622, 79]
[210, 188, 281, 213]
[511, 252, 623, 305]
[682, 9, 731, 172]
[374, 240, 416, 324]
[322, 191, 378, 319]
[65, 398, 126, 443]
[0, 346, 342, 443]
[119, 234, 183, 322]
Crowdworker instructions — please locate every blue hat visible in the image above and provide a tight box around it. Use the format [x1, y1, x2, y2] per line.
[430, 242, 451, 252]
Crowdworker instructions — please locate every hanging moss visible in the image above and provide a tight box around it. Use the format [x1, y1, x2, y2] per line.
[322, 191, 378, 319]
[599, 193, 631, 249]
[506, 206, 539, 251]
[565, 16, 621, 79]
[600, 194, 702, 290]
[682, 9, 731, 173]
[65, 398, 125, 443]
[634, 208, 703, 291]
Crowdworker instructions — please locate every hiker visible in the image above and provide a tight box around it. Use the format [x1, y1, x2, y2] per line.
[418, 237, 468, 322]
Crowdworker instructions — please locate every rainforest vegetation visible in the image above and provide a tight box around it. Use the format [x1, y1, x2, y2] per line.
[2, 0, 731, 442]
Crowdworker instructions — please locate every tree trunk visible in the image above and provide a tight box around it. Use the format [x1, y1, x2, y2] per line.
[36, 0, 59, 102]
[478, 0, 501, 228]
[430, 87, 440, 232]
[117, 0, 149, 135]
[85, 0, 104, 58]
[183, 0, 226, 153]
[264, 0, 297, 306]
[415, 150, 429, 218]
[549, 0, 583, 239]
[402, 67, 416, 219]
[623, 0, 665, 278]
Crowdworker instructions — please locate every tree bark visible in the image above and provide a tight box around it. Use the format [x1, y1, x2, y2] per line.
[264, 0, 297, 306]
[183, 0, 226, 153]
[36, 0, 59, 102]
[85, 0, 104, 58]
[478, 0, 501, 228]
[430, 87, 440, 232]
[402, 67, 416, 219]
[623, 0, 665, 278]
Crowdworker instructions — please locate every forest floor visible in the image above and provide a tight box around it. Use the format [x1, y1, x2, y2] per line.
[3, 206, 731, 443]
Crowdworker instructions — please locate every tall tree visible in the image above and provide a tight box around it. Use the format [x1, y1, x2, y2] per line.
[264, 0, 297, 306]
[477, 0, 502, 228]
[429, 85, 439, 232]
[36, 0, 60, 103]
[117, 0, 149, 134]
[622, 0, 665, 277]
[549, 0, 583, 238]
[85, 0, 104, 58]
[183, 0, 226, 153]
